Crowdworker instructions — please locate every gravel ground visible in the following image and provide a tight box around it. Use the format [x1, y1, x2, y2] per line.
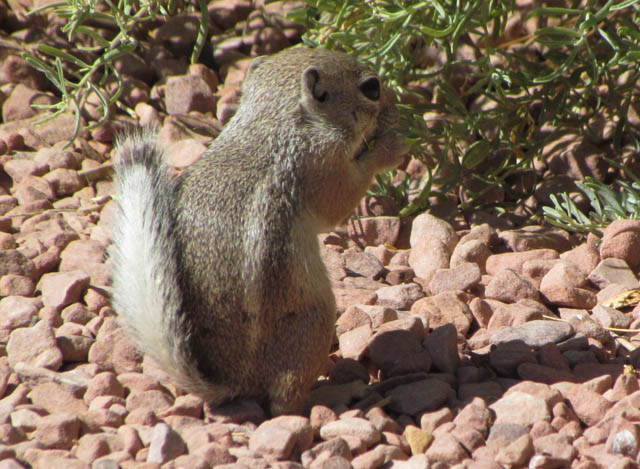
[0, 1, 639, 468]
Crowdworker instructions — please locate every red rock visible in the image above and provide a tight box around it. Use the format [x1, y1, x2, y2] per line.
[423, 324, 459, 374]
[490, 391, 551, 428]
[28, 381, 88, 414]
[43, 168, 85, 197]
[0, 250, 36, 279]
[348, 216, 401, 247]
[338, 324, 373, 361]
[147, 422, 186, 464]
[375, 317, 425, 340]
[333, 288, 377, 314]
[365, 407, 401, 433]
[408, 236, 449, 284]
[84, 371, 125, 404]
[367, 330, 431, 377]
[2, 84, 56, 122]
[7, 320, 63, 370]
[0, 274, 35, 297]
[32, 413, 80, 450]
[498, 225, 571, 253]
[600, 219, 640, 267]
[424, 433, 468, 465]
[532, 433, 577, 466]
[0, 295, 40, 341]
[320, 418, 381, 448]
[376, 283, 424, 310]
[567, 387, 614, 426]
[301, 437, 352, 468]
[165, 75, 217, 115]
[588, 258, 638, 289]
[428, 262, 481, 295]
[336, 307, 371, 336]
[410, 213, 458, 253]
[450, 240, 492, 274]
[38, 270, 90, 311]
[560, 242, 600, 276]
[411, 292, 472, 336]
[486, 249, 558, 276]
[252, 416, 312, 459]
[495, 433, 533, 467]
[420, 407, 453, 434]
[468, 298, 493, 328]
[484, 268, 539, 303]
[605, 416, 640, 459]
[386, 379, 452, 416]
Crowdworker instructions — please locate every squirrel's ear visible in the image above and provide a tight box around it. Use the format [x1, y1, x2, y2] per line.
[301, 66, 328, 103]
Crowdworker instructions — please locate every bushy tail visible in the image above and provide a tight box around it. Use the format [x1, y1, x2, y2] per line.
[110, 130, 221, 399]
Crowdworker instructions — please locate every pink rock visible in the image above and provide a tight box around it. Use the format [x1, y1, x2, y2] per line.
[343, 250, 385, 279]
[532, 433, 577, 466]
[84, 371, 125, 404]
[605, 416, 640, 459]
[320, 418, 381, 448]
[38, 270, 90, 311]
[28, 381, 88, 414]
[411, 292, 473, 336]
[420, 407, 453, 434]
[592, 304, 632, 329]
[468, 298, 493, 329]
[410, 213, 458, 253]
[301, 437, 352, 467]
[450, 240, 492, 274]
[357, 305, 398, 328]
[43, 168, 85, 197]
[560, 242, 600, 276]
[375, 316, 425, 340]
[0, 250, 36, 279]
[12, 175, 55, 205]
[521, 259, 559, 288]
[2, 84, 56, 122]
[165, 75, 218, 115]
[540, 278, 597, 308]
[428, 262, 481, 295]
[126, 389, 174, 415]
[588, 258, 638, 289]
[338, 324, 373, 361]
[32, 413, 80, 449]
[147, 422, 186, 464]
[489, 319, 574, 348]
[386, 379, 452, 416]
[333, 288, 377, 314]
[424, 433, 468, 465]
[0, 274, 35, 297]
[567, 387, 614, 426]
[600, 219, 640, 267]
[486, 249, 559, 275]
[490, 391, 551, 428]
[484, 268, 539, 303]
[348, 216, 401, 247]
[495, 433, 533, 467]
[452, 397, 492, 438]
[7, 320, 63, 370]
[376, 283, 424, 310]
[255, 416, 312, 460]
[424, 324, 459, 374]
[498, 225, 571, 253]
[408, 236, 449, 284]
[488, 340, 537, 377]
[0, 295, 40, 341]
[368, 329, 431, 377]
[336, 307, 372, 336]
[88, 326, 142, 374]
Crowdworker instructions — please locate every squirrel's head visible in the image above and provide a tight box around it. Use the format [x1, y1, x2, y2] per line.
[239, 47, 405, 168]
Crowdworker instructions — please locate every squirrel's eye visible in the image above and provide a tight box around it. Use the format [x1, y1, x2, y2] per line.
[359, 77, 380, 101]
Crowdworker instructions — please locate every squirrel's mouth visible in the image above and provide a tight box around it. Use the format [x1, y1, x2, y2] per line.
[354, 137, 376, 161]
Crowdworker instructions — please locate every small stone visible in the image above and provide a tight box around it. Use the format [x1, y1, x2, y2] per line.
[486, 249, 559, 276]
[498, 226, 571, 253]
[588, 258, 638, 289]
[605, 416, 640, 459]
[376, 283, 424, 310]
[301, 438, 351, 468]
[489, 320, 574, 347]
[32, 413, 80, 449]
[403, 425, 433, 455]
[560, 242, 600, 276]
[367, 330, 431, 377]
[489, 340, 537, 377]
[450, 240, 492, 274]
[7, 320, 63, 370]
[38, 271, 90, 311]
[408, 236, 449, 284]
[428, 262, 481, 295]
[411, 292, 473, 336]
[599, 219, 640, 267]
[147, 422, 186, 464]
[567, 387, 614, 426]
[423, 324, 460, 374]
[420, 407, 453, 434]
[410, 213, 458, 253]
[485, 268, 539, 303]
[495, 433, 534, 467]
[320, 418, 381, 448]
[386, 379, 452, 416]
[165, 75, 217, 115]
[0, 274, 35, 297]
[348, 216, 401, 247]
[532, 433, 577, 465]
[490, 391, 551, 428]
[338, 324, 373, 361]
[424, 433, 468, 465]
[343, 250, 385, 279]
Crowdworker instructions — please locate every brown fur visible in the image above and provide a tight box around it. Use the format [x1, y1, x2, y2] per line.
[111, 47, 407, 415]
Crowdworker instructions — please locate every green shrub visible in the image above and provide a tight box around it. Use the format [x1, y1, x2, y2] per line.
[291, 0, 640, 219]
